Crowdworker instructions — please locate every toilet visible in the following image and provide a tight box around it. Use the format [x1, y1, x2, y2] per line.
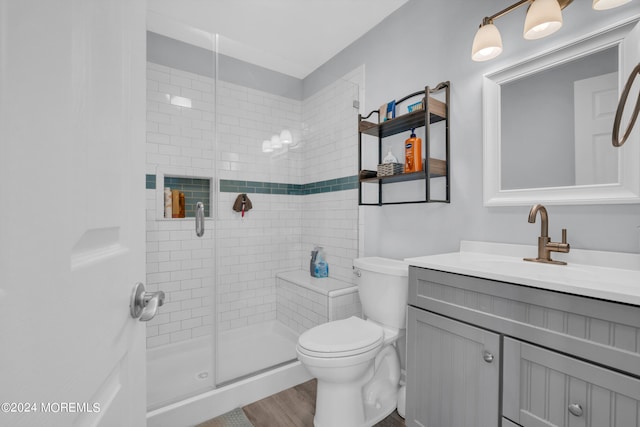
[296, 257, 409, 427]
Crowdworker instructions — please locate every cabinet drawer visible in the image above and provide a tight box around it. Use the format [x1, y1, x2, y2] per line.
[409, 266, 640, 378]
[504, 337, 640, 427]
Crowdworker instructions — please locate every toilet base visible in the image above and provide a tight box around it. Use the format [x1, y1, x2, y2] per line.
[313, 381, 397, 427]
[363, 393, 398, 426]
[309, 343, 401, 427]
[313, 377, 366, 427]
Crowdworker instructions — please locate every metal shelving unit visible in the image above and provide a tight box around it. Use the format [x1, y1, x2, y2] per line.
[358, 81, 450, 205]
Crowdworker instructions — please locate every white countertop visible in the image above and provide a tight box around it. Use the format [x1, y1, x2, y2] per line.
[405, 241, 640, 306]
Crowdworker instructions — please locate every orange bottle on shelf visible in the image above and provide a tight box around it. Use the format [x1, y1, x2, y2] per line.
[404, 128, 422, 173]
[172, 189, 180, 218]
[179, 192, 186, 218]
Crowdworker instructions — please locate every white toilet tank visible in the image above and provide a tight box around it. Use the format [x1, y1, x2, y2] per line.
[353, 257, 409, 330]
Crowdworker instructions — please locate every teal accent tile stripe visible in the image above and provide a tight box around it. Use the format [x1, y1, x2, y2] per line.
[302, 176, 359, 195]
[220, 176, 358, 195]
[146, 174, 156, 190]
[148, 174, 357, 197]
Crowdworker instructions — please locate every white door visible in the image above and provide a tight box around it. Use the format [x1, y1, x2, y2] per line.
[0, 1, 146, 427]
[574, 72, 619, 185]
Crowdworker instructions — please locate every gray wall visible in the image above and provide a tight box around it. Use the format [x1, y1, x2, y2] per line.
[304, 0, 640, 256]
[147, 31, 303, 100]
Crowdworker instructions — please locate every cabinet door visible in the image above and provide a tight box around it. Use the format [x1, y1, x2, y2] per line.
[504, 337, 640, 427]
[406, 306, 500, 427]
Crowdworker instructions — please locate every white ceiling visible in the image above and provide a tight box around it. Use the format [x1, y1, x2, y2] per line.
[147, 0, 409, 78]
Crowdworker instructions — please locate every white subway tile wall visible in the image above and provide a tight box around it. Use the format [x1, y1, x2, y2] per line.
[277, 279, 328, 334]
[276, 277, 361, 335]
[330, 292, 363, 321]
[301, 76, 360, 281]
[216, 80, 304, 184]
[146, 59, 362, 347]
[146, 63, 215, 175]
[302, 77, 359, 183]
[214, 80, 303, 332]
[216, 192, 303, 331]
[146, 63, 216, 348]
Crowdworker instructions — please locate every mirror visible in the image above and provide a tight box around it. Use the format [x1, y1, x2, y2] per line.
[483, 17, 640, 206]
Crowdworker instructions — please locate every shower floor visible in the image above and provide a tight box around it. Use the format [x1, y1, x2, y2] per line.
[217, 320, 299, 384]
[147, 320, 299, 410]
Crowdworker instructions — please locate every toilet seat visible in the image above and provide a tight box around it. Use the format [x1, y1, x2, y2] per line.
[297, 316, 384, 358]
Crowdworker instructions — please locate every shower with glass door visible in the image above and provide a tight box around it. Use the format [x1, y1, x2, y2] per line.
[143, 18, 362, 421]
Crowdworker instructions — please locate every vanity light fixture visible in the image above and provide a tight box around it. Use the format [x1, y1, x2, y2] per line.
[472, 19, 503, 62]
[472, 0, 630, 62]
[523, 0, 563, 40]
[593, 0, 632, 10]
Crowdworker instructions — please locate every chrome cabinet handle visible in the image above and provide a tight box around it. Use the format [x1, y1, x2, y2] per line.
[130, 282, 165, 322]
[568, 403, 583, 417]
[482, 350, 494, 363]
[195, 202, 205, 237]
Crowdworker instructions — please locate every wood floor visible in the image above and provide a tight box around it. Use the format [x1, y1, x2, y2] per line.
[242, 379, 405, 427]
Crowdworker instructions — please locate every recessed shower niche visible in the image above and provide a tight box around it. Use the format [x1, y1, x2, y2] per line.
[153, 172, 212, 220]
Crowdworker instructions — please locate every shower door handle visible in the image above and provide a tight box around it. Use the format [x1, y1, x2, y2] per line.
[130, 282, 165, 322]
[195, 202, 205, 237]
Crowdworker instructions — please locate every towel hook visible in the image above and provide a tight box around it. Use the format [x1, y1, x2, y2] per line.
[232, 193, 252, 218]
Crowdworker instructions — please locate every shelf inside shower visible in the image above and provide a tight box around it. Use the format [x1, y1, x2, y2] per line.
[163, 176, 211, 218]
[151, 170, 214, 221]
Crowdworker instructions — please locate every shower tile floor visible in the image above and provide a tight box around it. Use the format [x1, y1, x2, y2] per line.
[217, 320, 298, 384]
[147, 336, 213, 409]
[147, 320, 299, 409]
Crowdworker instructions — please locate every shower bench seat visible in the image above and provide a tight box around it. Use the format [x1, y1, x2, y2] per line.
[276, 270, 362, 335]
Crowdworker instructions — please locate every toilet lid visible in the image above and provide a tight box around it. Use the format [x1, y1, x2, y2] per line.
[297, 316, 383, 358]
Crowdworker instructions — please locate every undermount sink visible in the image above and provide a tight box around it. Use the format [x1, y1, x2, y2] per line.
[405, 241, 640, 306]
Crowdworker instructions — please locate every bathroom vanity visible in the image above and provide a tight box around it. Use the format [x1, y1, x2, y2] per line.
[404, 241, 640, 427]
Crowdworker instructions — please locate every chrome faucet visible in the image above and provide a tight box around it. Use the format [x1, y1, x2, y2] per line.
[524, 204, 570, 265]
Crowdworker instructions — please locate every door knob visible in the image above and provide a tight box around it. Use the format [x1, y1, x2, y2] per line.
[482, 350, 494, 363]
[130, 282, 165, 321]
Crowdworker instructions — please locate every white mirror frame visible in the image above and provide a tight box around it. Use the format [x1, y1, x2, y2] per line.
[483, 16, 640, 206]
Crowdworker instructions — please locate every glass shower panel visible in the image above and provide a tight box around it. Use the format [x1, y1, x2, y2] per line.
[145, 26, 217, 409]
[213, 34, 303, 385]
[214, 34, 362, 386]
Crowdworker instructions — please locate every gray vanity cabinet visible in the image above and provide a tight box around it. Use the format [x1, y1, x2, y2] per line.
[406, 266, 640, 427]
[406, 306, 500, 426]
